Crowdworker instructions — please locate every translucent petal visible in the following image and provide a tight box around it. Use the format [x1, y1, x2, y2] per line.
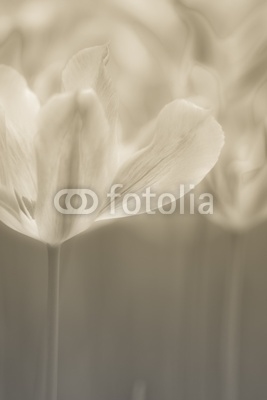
[0, 65, 40, 199]
[0, 185, 38, 239]
[62, 45, 118, 132]
[35, 90, 117, 244]
[99, 99, 224, 219]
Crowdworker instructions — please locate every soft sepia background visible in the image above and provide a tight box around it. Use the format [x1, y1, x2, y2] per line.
[1, 1, 267, 399]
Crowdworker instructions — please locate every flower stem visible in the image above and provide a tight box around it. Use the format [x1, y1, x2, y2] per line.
[45, 245, 61, 400]
[132, 380, 146, 400]
[223, 234, 244, 400]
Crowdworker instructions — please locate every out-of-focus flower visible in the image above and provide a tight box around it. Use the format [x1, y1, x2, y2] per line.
[0, 0, 107, 79]
[169, 0, 267, 232]
[0, 0, 191, 143]
[0, 45, 224, 245]
[205, 88, 267, 231]
[177, 0, 264, 37]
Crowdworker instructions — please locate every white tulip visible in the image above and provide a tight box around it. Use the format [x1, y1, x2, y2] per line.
[0, 44, 224, 400]
[0, 44, 224, 246]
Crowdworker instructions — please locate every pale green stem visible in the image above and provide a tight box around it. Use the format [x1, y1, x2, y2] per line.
[45, 245, 61, 400]
[223, 234, 244, 400]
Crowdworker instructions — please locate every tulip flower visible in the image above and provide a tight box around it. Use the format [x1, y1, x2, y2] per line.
[203, 64, 267, 232]
[0, 45, 223, 400]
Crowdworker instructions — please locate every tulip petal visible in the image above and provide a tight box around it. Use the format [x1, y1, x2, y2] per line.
[99, 99, 224, 219]
[62, 45, 117, 132]
[0, 65, 40, 199]
[0, 106, 35, 203]
[35, 90, 117, 244]
[0, 185, 38, 239]
[0, 65, 40, 140]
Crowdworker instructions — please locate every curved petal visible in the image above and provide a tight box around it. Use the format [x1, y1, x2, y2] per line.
[0, 65, 40, 199]
[0, 185, 38, 239]
[35, 90, 117, 245]
[99, 99, 224, 219]
[0, 106, 35, 201]
[62, 45, 118, 132]
[0, 65, 40, 139]
[33, 61, 64, 104]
